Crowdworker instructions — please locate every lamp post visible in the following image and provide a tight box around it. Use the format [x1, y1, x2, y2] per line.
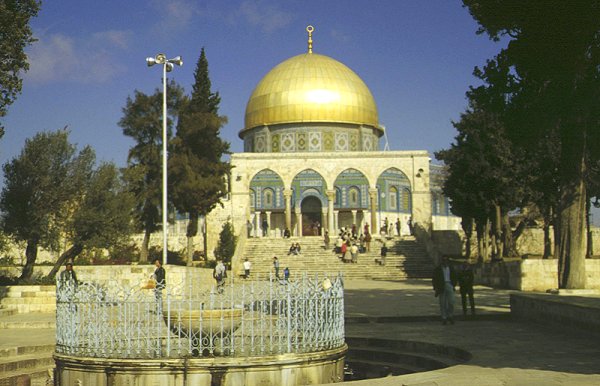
[146, 53, 183, 266]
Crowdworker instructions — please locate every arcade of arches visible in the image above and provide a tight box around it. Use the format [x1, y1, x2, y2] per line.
[233, 151, 431, 238]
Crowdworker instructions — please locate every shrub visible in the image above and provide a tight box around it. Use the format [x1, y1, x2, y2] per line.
[214, 221, 237, 264]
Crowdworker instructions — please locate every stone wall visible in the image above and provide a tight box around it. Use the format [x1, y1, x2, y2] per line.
[0, 265, 216, 288]
[475, 259, 600, 291]
[433, 226, 600, 258]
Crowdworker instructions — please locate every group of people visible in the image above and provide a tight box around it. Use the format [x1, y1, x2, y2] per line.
[272, 256, 289, 281]
[379, 216, 414, 237]
[287, 242, 302, 255]
[334, 225, 371, 253]
[339, 240, 360, 263]
[432, 256, 475, 324]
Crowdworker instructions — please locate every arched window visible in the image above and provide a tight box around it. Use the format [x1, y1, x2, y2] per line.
[249, 190, 256, 209]
[335, 188, 342, 206]
[348, 187, 360, 207]
[263, 188, 274, 208]
[401, 188, 411, 212]
[389, 186, 398, 210]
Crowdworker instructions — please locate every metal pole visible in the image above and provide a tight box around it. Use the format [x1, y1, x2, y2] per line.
[162, 63, 168, 267]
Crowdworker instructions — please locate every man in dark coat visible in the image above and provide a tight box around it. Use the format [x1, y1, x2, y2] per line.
[432, 256, 457, 324]
[458, 262, 475, 316]
[152, 258, 166, 312]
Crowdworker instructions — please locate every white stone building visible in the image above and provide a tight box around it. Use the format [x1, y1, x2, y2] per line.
[202, 27, 459, 253]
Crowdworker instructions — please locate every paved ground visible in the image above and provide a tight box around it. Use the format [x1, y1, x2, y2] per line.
[341, 279, 600, 386]
[1, 279, 599, 385]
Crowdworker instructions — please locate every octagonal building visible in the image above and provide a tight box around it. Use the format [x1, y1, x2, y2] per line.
[209, 27, 457, 250]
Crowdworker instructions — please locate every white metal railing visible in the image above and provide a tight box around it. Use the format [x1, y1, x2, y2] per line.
[55, 273, 345, 359]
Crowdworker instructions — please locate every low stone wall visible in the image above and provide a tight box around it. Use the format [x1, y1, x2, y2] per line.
[433, 226, 600, 258]
[0, 265, 218, 314]
[55, 345, 347, 386]
[511, 292, 600, 336]
[475, 259, 600, 291]
[0, 265, 215, 288]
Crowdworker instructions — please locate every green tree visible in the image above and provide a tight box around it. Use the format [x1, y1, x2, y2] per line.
[0, 129, 94, 280]
[169, 48, 231, 262]
[45, 162, 135, 279]
[0, 0, 40, 136]
[214, 221, 236, 265]
[463, 0, 600, 288]
[437, 66, 527, 261]
[119, 81, 186, 262]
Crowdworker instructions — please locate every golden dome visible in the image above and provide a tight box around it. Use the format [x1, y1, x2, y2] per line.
[242, 53, 379, 134]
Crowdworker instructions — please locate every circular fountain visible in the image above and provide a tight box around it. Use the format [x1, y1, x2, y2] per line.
[53, 274, 346, 385]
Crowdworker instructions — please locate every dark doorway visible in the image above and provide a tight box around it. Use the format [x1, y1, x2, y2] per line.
[301, 196, 322, 236]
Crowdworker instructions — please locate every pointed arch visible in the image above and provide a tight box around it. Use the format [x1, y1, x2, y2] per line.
[376, 168, 411, 213]
[333, 168, 369, 209]
[249, 169, 285, 210]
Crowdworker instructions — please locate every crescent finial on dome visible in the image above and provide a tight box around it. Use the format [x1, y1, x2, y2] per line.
[307, 25, 314, 54]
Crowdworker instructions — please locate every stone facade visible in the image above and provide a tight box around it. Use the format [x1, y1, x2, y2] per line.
[224, 150, 433, 243]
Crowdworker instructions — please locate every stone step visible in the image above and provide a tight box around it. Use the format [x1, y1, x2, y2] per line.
[0, 352, 55, 374]
[1, 297, 55, 305]
[0, 313, 56, 329]
[0, 344, 55, 359]
[0, 367, 53, 386]
[242, 235, 432, 280]
[0, 307, 17, 317]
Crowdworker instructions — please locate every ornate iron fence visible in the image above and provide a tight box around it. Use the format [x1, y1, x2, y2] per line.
[55, 273, 345, 359]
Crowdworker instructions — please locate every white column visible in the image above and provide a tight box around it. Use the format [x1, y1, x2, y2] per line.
[295, 208, 302, 237]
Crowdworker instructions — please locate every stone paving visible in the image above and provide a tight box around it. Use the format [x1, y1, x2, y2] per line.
[1, 279, 600, 385]
[340, 279, 600, 386]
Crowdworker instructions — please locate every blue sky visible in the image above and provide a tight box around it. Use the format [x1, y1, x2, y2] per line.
[5, 1, 597, 224]
[2, 0, 501, 163]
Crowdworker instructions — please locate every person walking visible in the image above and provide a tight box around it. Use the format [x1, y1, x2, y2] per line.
[243, 258, 252, 279]
[213, 259, 226, 294]
[273, 256, 280, 279]
[432, 256, 457, 325]
[324, 230, 330, 250]
[458, 262, 476, 317]
[262, 218, 269, 237]
[379, 242, 388, 266]
[152, 258, 166, 313]
[350, 243, 359, 263]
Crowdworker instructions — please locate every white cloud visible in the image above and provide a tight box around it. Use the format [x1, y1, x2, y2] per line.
[237, 1, 293, 33]
[92, 30, 132, 50]
[150, 0, 199, 32]
[25, 30, 132, 85]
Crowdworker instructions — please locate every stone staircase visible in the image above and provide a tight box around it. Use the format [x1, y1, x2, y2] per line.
[239, 235, 433, 281]
[0, 343, 55, 386]
[0, 286, 57, 385]
[0, 285, 56, 314]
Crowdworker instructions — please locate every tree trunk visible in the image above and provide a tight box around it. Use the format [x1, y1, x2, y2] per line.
[492, 204, 503, 260]
[19, 238, 39, 281]
[502, 213, 518, 257]
[202, 216, 208, 259]
[45, 244, 84, 280]
[186, 211, 199, 264]
[558, 174, 587, 289]
[543, 219, 553, 259]
[475, 219, 491, 263]
[461, 217, 473, 260]
[484, 219, 491, 262]
[586, 198, 593, 258]
[140, 229, 150, 263]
